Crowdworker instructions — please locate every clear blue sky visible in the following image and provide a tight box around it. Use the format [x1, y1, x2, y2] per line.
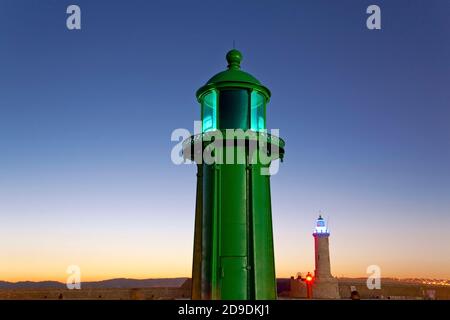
[0, 0, 449, 281]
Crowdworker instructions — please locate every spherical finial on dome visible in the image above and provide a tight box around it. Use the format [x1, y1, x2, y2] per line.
[226, 49, 242, 70]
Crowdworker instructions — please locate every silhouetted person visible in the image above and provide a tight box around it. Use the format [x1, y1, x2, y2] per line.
[350, 290, 360, 300]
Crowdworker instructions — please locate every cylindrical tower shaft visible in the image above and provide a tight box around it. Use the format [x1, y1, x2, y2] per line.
[314, 235, 332, 279]
[193, 144, 279, 299]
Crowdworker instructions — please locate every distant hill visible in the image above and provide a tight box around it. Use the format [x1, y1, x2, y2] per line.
[0, 278, 188, 290]
[0, 281, 65, 289]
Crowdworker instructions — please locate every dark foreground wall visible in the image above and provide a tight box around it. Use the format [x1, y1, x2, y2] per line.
[0, 286, 191, 300]
[337, 279, 450, 300]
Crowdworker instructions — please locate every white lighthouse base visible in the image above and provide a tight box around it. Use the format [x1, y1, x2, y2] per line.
[312, 277, 340, 299]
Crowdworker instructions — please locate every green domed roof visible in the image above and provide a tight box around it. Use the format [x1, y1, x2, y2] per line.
[206, 69, 261, 85]
[196, 49, 271, 101]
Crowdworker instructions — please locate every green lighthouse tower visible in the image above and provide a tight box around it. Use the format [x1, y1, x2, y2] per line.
[182, 50, 285, 300]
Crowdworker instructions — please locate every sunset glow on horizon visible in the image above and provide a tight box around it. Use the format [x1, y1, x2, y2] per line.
[1, 0, 449, 284]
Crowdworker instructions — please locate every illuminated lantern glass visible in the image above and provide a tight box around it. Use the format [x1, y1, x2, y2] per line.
[315, 216, 328, 234]
[251, 91, 265, 131]
[202, 90, 217, 132]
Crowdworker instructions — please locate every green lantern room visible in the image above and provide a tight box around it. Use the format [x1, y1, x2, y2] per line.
[197, 49, 270, 133]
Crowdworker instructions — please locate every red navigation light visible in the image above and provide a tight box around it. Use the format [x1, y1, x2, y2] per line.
[304, 272, 314, 299]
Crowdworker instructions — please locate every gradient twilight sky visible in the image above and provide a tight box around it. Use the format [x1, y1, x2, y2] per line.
[0, 0, 449, 282]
